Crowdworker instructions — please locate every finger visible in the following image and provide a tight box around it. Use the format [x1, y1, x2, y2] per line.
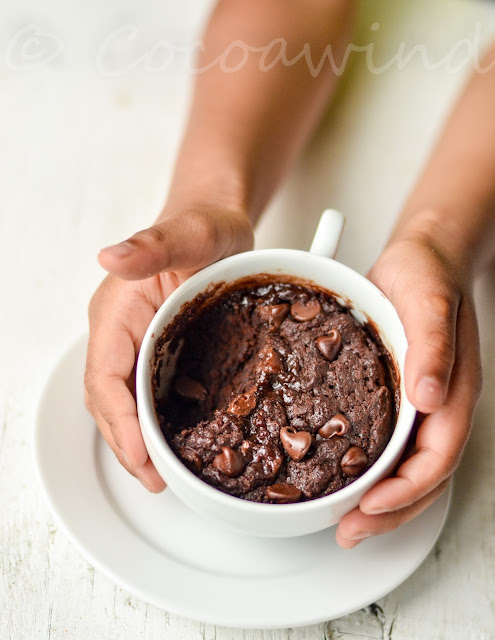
[336, 478, 450, 549]
[401, 288, 460, 414]
[90, 399, 166, 493]
[85, 318, 149, 469]
[85, 388, 136, 473]
[98, 209, 253, 280]
[360, 300, 481, 515]
[84, 338, 167, 493]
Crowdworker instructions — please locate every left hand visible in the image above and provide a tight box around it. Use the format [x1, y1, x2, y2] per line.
[336, 234, 483, 548]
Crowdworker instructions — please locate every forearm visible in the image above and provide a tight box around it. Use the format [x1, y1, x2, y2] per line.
[389, 46, 495, 277]
[163, 0, 355, 221]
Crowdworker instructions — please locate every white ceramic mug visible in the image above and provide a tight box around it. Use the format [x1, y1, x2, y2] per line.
[136, 210, 416, 537]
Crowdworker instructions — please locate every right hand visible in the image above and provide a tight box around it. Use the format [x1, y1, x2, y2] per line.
[84, 207, 254, 491]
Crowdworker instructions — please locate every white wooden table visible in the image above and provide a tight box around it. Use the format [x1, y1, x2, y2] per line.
[1, 1, 495, 638]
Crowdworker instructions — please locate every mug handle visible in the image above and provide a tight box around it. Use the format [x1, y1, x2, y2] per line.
[309, 209, 345, 259]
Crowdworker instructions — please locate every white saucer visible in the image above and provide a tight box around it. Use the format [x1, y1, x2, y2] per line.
[34, 335, 451, 629]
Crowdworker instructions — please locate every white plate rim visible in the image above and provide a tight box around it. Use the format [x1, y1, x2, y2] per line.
[33, 335, 452, 629]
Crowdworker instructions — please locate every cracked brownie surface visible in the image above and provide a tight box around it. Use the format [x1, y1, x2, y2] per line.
[153, 278, 398, 503]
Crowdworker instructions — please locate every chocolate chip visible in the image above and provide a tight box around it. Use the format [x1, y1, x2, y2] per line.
[212, 446, 245, 478]
[257, 345, 284, 375]
[279, 426, 313, 461]
[173, 376, 207, 402]
[266, 482, 302, 504]
[316, 329, 342, 361]
[257, 303, 290, 333]
[290, 298, 321, 322]
[318, 413, 350, 439]
[181, 447, 203, 473]
[228, 390, 257, 417]
[340, 446, 367, 476]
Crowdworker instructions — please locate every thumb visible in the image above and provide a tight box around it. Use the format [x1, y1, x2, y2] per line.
[401, 289, 459, 413]
[368, 242, 461, 415]
[98, 209, 253, 280]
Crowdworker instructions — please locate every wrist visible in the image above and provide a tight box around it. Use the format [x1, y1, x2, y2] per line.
[158, 129, 258, 225]
[162, 175, 251, 222]
[153, 165, 255, 258]
[387, 208, 477, 284]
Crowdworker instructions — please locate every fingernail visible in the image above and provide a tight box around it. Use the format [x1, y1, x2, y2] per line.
[349, 531, 372, 541]
[415, 375, 444, 410]
[362, 506, 390, 515]
[139, 477, 153, 491]
[100, 241, 133, 259]
[119, 448, 132, 467]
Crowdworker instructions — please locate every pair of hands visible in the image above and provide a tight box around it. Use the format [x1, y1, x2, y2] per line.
[84, 208, 482, 547]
